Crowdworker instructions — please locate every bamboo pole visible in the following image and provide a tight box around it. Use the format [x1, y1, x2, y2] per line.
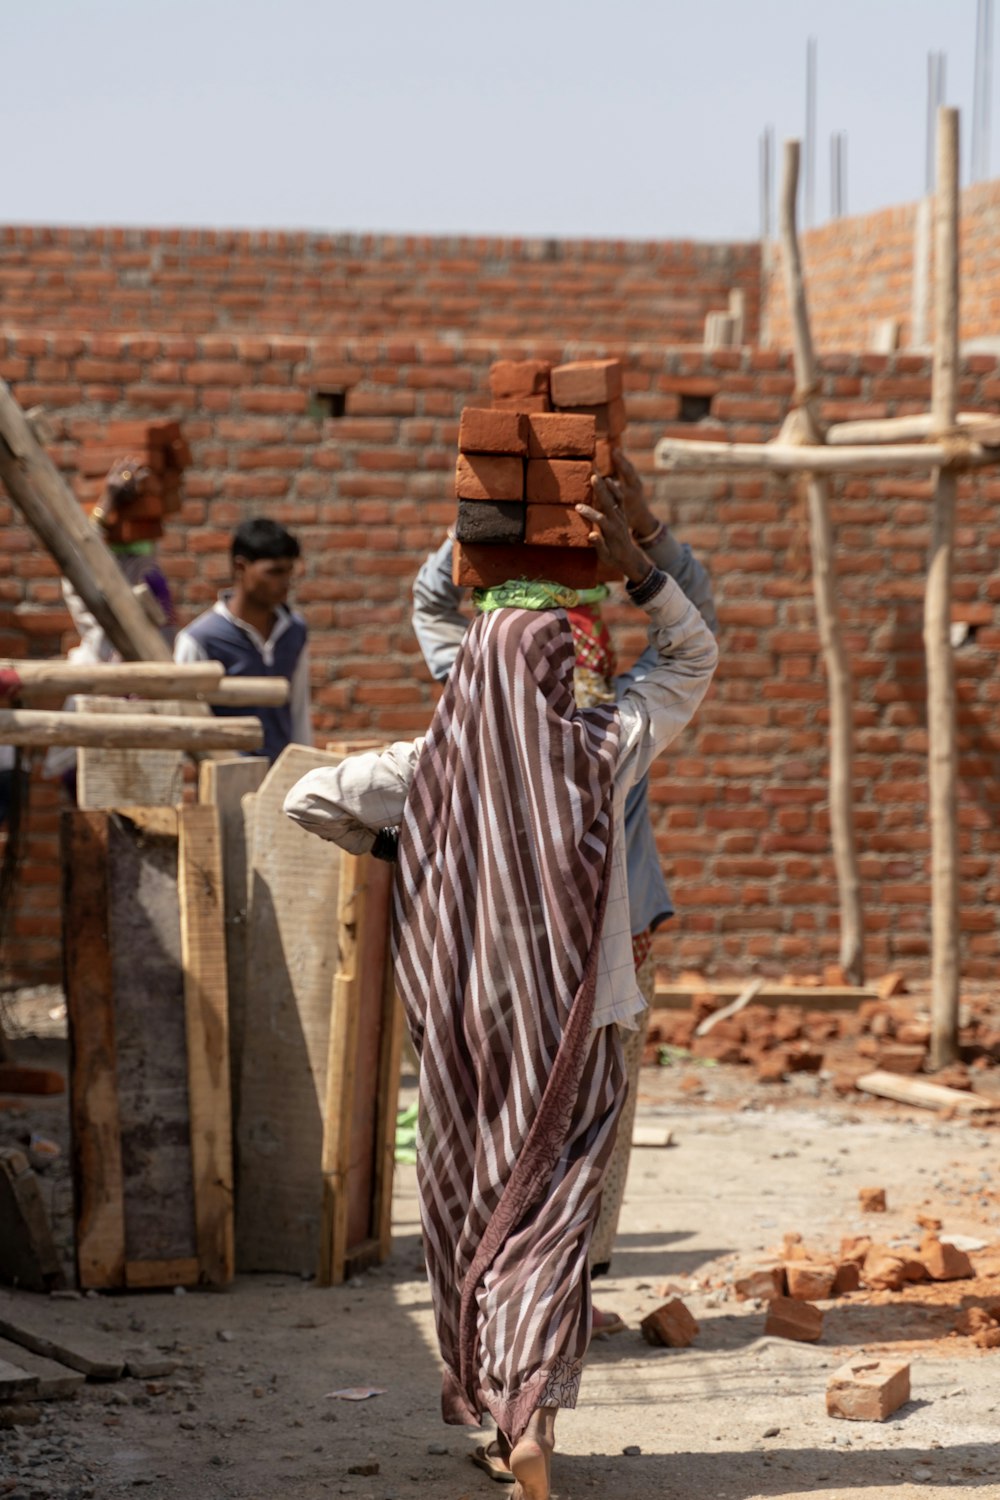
[654, 436, 998, 474]
[779, 139, 864, 985]
[826, 411, 1000, 445]
[926, 107, 961, 1068]
[0, 381, 171, 663]
[0, 709, 264, 752]
[0, 661, 224, 700]
[207, 678, 290, 708]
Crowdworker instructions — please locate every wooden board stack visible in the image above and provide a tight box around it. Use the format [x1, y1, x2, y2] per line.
[76, 420, 191, 544]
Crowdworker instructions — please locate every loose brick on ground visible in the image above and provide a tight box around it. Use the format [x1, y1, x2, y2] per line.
[455, 500, 525, 546]
[525, 458, 594, 505]
[458, 407, 529, 456]
[640, 1298, 699, 1349]
[826, 1358, 911, 1422]
[861, 1245, 927, 1290]
[550, 358, 623, 406]
[832, 1260, 862, 1294]
[454, 453, 524, 503]
[920, 1234, 974, 1281]
[734, 1267, 786, 1302]
[785, 1261, 837, 1301]
[764, 1296, 823, 1343]
[858, 1186, 887, 1213]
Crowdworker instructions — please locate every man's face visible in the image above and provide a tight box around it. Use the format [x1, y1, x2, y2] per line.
[235, 555, 296, 610]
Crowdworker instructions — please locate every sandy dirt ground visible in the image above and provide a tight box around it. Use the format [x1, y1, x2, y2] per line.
[1, 986, 999, 1500]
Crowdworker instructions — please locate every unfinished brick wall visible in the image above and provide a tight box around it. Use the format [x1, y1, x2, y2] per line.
[0, 227, 760, 344]
[764, 179, 1000, 351]
[2, 336, 1000, 985]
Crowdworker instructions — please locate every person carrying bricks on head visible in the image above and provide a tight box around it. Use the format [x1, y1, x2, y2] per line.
[282, 478, 718, 1500]
[412, 448, 718, 1315]
[40, 457, 180, 795]
[173, 517, 312, 763]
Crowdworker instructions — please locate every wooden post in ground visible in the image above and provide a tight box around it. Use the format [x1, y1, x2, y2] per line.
[779, 139, 865, 985]
[926, 106, 962, 1068]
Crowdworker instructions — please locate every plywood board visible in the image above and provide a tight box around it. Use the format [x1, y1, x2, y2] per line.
[197, 756, 268, 1127]
[235, 745, 343, 1273]
[62, 807, 233, 1289]
[77, 696, 187, 808]
[105, 809, 197, 1266]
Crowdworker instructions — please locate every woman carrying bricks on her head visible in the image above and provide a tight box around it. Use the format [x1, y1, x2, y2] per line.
[283, 478, 718, 1500]
[412, 450, 718, 1302]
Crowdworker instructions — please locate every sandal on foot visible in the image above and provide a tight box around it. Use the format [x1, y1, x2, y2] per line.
[471, 1442, 515, 1484]
[591, 1307, 627, 1340]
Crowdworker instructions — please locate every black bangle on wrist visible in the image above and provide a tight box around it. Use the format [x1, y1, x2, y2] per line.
[626, 567, 666, 607]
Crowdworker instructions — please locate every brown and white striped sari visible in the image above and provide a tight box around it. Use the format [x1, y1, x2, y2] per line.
[393, 605, 626, 1445]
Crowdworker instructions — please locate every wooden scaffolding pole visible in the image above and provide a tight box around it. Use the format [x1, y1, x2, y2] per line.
[777, 140, 864, 983]
[926, 106, 961, 1068]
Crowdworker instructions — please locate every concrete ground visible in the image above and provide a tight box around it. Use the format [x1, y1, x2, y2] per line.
[1, 990, 999, 1500]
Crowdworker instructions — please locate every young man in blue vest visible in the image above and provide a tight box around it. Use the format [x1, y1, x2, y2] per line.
[174, 518, 312, 761]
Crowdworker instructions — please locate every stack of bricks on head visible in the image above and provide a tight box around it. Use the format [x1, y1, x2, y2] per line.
[77, 420, 190, 546]
[452, 357, 626, 590]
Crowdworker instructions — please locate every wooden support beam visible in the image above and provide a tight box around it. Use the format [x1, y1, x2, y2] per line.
[177, 804, 235, 1287]
[825, 411, 1000, 446]
[0, 708, 264, 752]
[0, 660, 224, 701]
[926, 106, 962, 1069]
[207, 677, 290, 708]
[0, 379, 169, 662]
[779, 138, 864, 986]
[654, 436, 999, 474]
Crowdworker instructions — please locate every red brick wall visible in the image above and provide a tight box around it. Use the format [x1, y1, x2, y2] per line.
[0, 227, 760, 345]
[2, 335, 1000, 985]
[764, 180, 1000, 351]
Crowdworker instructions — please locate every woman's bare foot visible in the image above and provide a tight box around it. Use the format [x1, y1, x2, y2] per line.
[509, 1438, 551, 1500]
[510, 1408, 555, 1500]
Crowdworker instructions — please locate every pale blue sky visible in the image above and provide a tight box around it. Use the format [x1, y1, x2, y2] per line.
[3, 1, 984, 239]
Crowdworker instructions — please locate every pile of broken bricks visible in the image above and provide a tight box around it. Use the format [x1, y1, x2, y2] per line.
[636, 1182, 998, 1426]
[650, 972, 1000, 1098]
[452, 357, 629, 592]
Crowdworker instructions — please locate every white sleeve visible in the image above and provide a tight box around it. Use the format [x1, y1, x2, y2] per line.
[614, 572, 719, 796]
[289, 642, 313, 746]
[283, 739, 422, 853]
[173, 628, 210, 664]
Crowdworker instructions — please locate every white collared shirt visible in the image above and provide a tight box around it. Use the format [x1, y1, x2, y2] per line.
[174, 594, 313, 747]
